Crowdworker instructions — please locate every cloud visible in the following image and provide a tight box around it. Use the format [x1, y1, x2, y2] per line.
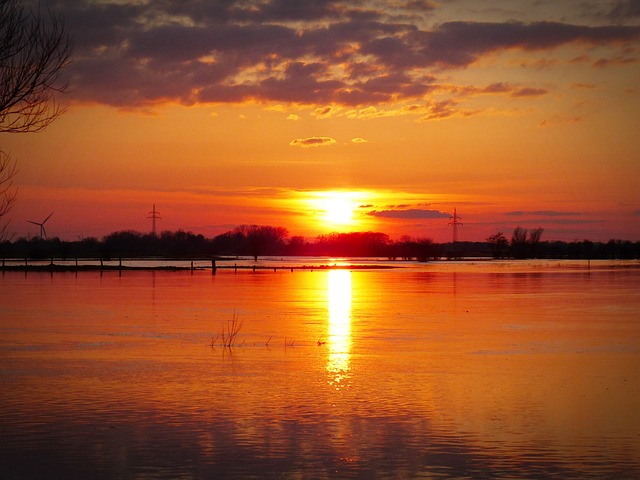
[571, 82, 596, 89]
[53, 0, 640, 111]
[367, 209, 450, 219]
[539, 115, 582, 127]
[418, 99, 479, 121]
[410, 21, 640, 68]
[449, 82, 548, 99]
[312, 106, 336, 118]
[286, 114, 301, 121]
[592, 56, 638, 68]
[481, 83, 512, 94]
[351, 137, 368, 143]
[289, 136, 337, 147]
[608, 0, 640, 20]
[511, 87, 548, 97]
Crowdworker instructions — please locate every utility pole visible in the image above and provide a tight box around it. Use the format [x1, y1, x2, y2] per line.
[147, 204, 161, 236]
[448, 208, 463, 243]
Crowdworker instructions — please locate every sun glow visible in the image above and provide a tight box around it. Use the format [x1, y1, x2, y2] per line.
[323, 197, 354, 224]
[307, 190, 369, 230]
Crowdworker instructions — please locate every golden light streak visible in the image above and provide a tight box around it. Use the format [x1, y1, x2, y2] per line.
[326, 269, 352, 390]
[304, 190, 372, 231]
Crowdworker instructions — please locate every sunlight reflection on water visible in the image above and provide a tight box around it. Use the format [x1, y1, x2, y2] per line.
[327, 269, 352, 390]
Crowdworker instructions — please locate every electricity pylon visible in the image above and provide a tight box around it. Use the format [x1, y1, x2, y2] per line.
[147, 204, 161, 236]
[448, 208, 463, 243]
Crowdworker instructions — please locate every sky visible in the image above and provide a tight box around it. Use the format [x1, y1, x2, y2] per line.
[2, 0, 640, 243]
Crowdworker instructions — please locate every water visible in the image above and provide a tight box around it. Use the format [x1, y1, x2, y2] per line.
[1, 260, 639, 479]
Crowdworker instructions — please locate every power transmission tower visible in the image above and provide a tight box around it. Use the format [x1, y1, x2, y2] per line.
[448, 208, 463, 243]
[147, 204, 161, 236]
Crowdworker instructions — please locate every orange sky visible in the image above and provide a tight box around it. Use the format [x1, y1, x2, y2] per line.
[2, 0, 639, 242]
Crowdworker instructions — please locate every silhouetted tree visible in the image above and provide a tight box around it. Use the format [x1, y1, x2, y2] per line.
[75, 237, 100, 257]
[528, 227, 544, 258]
[510, 226, 529, 258]
[414, 238, 435, 262]
[582, 239, 593, 260]
[102, 230, 145, 257]
[511, 226, 527, 243]
[1, 0, 72, 133]
[606, 239, 636, 259]
[487, 232, 509, 258]
[287, 235, 306, 255]
[233, 225, 288, 260]
[392, 236, 436, 261]
[509, 226, 545, 258]
[394, 235, 412, 260]
[158, 229, 209, 256]
[315, 231, 390, 257]
[211, 230, 244, 256]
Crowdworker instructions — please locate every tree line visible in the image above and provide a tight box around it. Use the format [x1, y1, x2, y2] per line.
[1, 225, 639, 260]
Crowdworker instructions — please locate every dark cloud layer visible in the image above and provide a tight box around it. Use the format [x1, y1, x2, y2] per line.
[368, 209, 449, 219]
[42, 0, 640, 109]
[608, 0, 640, 20]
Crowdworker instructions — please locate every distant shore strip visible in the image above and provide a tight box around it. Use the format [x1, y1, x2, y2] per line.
[0, 258, 397, 273]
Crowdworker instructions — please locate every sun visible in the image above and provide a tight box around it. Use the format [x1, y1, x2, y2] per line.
[308, 191, 365, 229]
[322, 196, 355, 225]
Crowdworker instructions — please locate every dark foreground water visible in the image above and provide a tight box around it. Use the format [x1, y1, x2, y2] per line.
[1, 259, 639, 479]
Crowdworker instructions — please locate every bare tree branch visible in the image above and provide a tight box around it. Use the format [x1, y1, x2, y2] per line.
[0, 0, 72, 133]
[0, 1, 71, 236]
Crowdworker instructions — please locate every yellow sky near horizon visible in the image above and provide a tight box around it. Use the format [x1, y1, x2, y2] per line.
[6, 99, 637, 242]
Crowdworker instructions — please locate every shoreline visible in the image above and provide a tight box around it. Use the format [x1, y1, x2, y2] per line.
[2, 258, 637, 274]
[0, 263, 399, 272]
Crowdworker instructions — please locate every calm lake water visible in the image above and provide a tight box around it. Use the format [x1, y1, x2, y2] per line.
[1, 259, 639, 479]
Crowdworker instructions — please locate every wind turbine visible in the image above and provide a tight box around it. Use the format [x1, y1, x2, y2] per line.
[27, 212, 53, 239]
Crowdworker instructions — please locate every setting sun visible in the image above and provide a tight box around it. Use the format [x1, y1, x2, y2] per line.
[323, 197, 354, 225]
[306, 191, 368, 230]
